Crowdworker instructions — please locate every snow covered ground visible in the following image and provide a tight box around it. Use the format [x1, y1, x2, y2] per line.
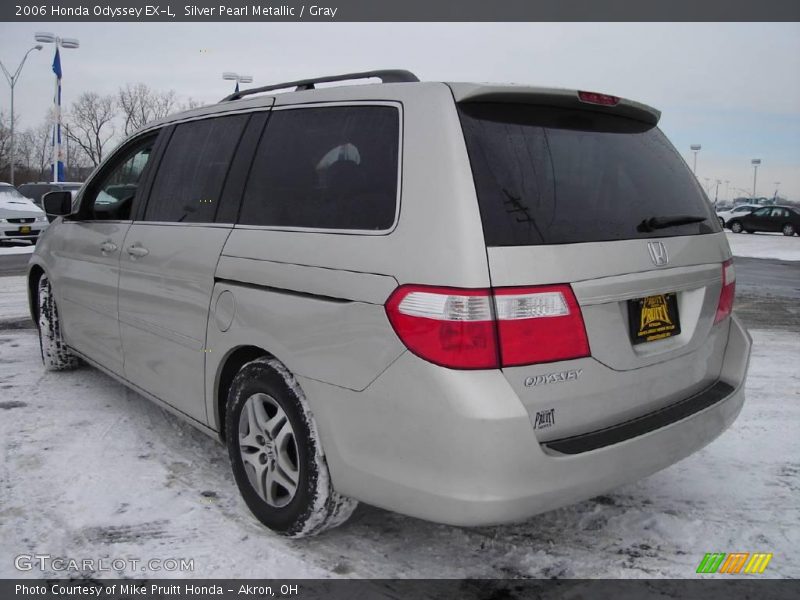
[725, 231, 800, 262]
[0, 327, 797, 579]
[0, 244, 35, 255]
[0, 276, 30, 323]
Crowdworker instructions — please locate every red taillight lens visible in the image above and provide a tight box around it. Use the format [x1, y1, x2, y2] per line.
[714, 259, 736, 324]
[385, 286, 498, 369]
[385, 284, 590, 369]
[577, 90, 620, 106]
[495, 285, 590, 366]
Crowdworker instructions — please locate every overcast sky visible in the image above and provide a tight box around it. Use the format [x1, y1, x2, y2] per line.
[1, 22, 798, 200]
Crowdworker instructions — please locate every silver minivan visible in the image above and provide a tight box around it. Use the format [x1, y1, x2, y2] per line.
[31, 70, 751, 537]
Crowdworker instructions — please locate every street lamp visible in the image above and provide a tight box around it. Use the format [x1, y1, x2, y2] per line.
[0, 45, 43, 185]
[751, 158, 761, 200]
[773, 182, 781, 201]
[222, 72, 253, 93]
[35, 32, 79, 183]
[690, 144, 701, 174]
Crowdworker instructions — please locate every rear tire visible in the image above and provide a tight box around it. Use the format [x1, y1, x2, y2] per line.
[730, 221, 743, 233]
[37, 275, 79, 371]
[782, 224, 795, 237]
[225, 357, 357, 537]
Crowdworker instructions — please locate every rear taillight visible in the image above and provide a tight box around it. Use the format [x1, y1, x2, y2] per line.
[714, 259, 736, 324]
[577, 90, 620, 106]
[495, 286, 590, 367]
[385, 284, 590, 370]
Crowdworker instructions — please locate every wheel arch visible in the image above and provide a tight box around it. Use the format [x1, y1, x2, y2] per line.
[27, 264, 46, 327]
[214, 345, 275, 442]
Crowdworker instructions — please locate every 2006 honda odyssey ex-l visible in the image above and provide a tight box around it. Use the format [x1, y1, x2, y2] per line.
[31, 70, 751, 537]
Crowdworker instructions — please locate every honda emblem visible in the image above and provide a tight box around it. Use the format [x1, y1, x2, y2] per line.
[647, 241, 669, 266]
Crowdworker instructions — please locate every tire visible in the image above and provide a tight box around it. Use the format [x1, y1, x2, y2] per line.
[718, 217, 725, 228]
[37, 275, 79, 371]
[782, 223, 796, 237]
[225, 357, 357, 537]
[730, 221, 743, 233]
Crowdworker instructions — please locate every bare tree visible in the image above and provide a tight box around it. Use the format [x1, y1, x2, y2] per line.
[64, 92, 116, 167]
[0, 111, 11, 180]
[118, 83, 177, 135]
[179, 97, 204, 112]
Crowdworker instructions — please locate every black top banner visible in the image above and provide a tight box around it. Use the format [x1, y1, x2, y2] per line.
[3, 0, 800, 22]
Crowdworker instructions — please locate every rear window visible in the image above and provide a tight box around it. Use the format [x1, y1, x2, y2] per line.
[458, 103, 719, 246]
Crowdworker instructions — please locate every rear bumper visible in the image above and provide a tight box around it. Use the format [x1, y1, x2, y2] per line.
[300, 315, 751, 526]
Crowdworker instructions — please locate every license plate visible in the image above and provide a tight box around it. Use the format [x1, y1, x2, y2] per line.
[18, 225, 31, 234]
[628, 293, 681, 344]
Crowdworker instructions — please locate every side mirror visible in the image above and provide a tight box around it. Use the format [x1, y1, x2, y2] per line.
[42, 191, 73, 222]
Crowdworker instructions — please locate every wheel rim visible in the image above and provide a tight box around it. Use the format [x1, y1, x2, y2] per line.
[732, 223, 742, 232]
[238, 393, 300, 508]
[783, 225, 794, 236]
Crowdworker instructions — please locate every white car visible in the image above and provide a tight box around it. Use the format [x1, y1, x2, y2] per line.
[0, 183, 49, 244]
[716, 204, 760, 228]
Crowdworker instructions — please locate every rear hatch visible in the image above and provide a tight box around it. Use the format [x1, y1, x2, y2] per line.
[453, 87, 733, 440]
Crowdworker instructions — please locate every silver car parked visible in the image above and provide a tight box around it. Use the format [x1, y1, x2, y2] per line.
[30, 70, 751, 537]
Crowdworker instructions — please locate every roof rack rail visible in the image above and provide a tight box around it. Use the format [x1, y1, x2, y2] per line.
[221, 69, 419, 101]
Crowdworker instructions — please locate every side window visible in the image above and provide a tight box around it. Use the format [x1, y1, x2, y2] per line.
[238, 105, 399, 231]
[772, 208, 787, 218]
[82, 138, 155, 221]
[751, 207, 770, 217]
[143, 114, 248, 223]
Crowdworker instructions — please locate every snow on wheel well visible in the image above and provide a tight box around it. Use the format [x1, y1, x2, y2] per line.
[216, 345, 273, 442]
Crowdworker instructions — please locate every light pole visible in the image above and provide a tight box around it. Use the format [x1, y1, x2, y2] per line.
[34, 32, 79, 183]
[750, 158, 761, 201]
[690, 144, 701, 174]
[773, 182, 780, 201]
[222, 72, 253, 94]
[724, 180, 730, 202]
[0, 45, 43, 185]
[714, 179, 721, 205]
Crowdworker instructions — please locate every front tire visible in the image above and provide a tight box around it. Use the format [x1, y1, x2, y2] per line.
[37, 275, 79, 371]
[730, 221, 743, 233]
[782, 223, 796, 237]
[225, 357, 357, 537]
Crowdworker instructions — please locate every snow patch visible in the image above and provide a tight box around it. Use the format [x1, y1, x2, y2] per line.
[726, 231, 800, 261]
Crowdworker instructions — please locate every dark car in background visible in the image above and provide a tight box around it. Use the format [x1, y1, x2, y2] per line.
[728, 205, 800, 236]
[17, 182, 83, 207]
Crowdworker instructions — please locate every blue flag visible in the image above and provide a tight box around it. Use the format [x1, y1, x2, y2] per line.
[52, 47, 62, 79]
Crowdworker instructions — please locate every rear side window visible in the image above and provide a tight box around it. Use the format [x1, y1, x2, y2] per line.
[144, 114, 248, 223]
[238, 105, 399, 231]
[459, 103, 719, 246]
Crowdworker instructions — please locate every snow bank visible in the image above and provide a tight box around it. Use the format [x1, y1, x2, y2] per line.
[726, 231, 800, 262]
[0, 244, 35, 255]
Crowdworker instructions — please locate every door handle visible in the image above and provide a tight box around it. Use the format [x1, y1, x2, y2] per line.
[126, 245, 149, 258]
[99, 241, 118, 253]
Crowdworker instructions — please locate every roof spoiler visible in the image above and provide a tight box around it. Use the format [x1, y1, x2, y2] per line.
[448, 83, 661, 126]
[221, 69, 419, 102]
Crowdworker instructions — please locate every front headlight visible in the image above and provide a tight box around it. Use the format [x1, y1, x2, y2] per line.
[0, 218, 7, 223]
[36, 216, 48, 222]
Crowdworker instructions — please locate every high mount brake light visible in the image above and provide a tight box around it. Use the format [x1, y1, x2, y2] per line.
[577, 90, 620, 106]
[385, 284, 590, 370]
[714, 259, 736, 324]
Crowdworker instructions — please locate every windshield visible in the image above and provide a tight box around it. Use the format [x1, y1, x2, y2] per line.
[0, 186, 27, 200]
[458, 103, 720, 246]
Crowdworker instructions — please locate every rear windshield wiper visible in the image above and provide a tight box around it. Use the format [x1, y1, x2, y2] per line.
[637, 214, 707, 233]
